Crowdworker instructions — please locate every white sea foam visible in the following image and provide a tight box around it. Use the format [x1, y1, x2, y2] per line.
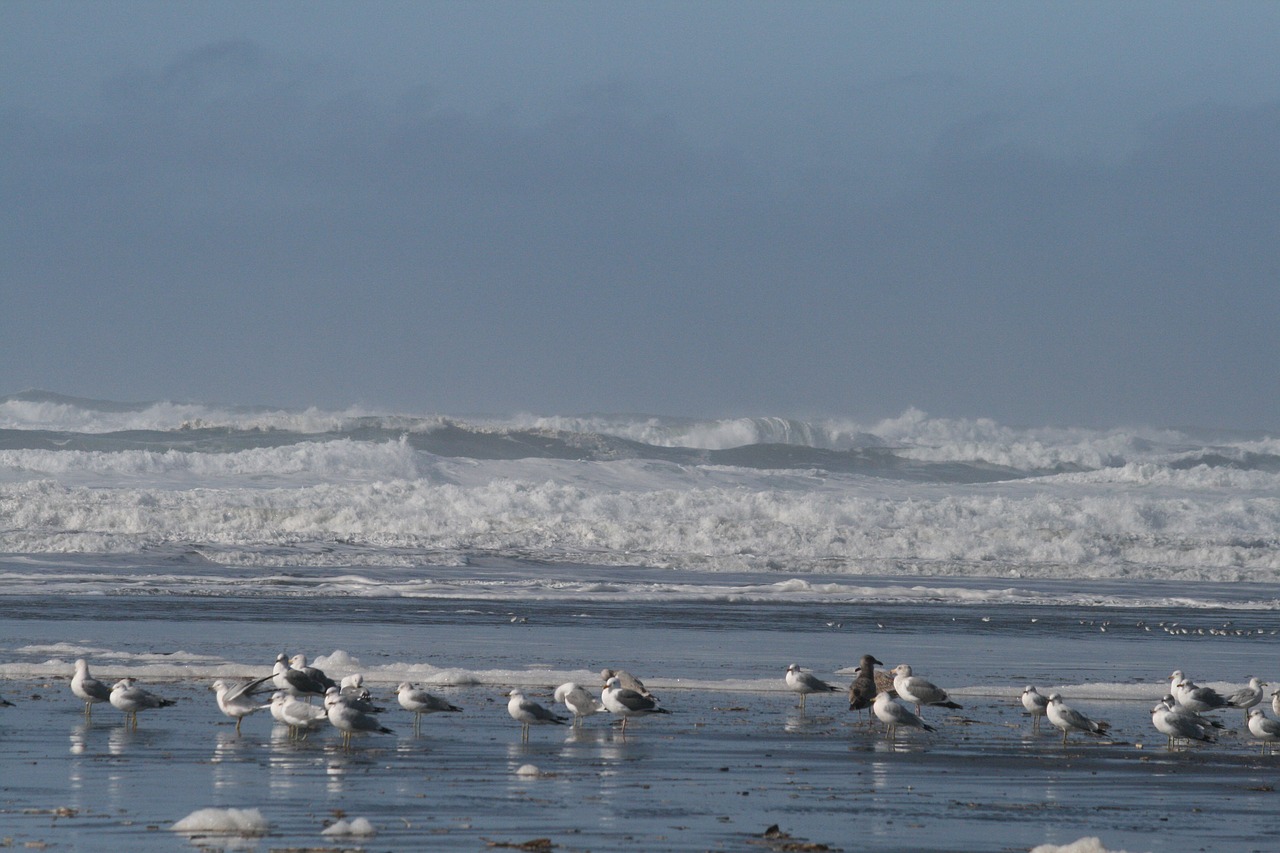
[322, 817, 377, 836]
[2, 393, 1278, 583]
[171, 807, 269, 835]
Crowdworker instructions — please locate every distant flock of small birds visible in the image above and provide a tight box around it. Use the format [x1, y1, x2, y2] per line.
[0, 653, 1271, 754]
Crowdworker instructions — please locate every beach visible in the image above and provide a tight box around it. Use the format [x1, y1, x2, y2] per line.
[3, 570, 1279, 852]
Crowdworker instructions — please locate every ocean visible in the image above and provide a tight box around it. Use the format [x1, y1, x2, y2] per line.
[1, 390, 1278, 851]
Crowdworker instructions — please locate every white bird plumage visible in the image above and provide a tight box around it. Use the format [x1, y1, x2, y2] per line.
[785, 663, 840, 712]
[506, 688, 567, 741]
[71, 659, 113, 719]
[872, 691, 935, 739]
[396, 682, 462, 734]
[555, 682, 604, 726]
[1046, 694, 1109, 745]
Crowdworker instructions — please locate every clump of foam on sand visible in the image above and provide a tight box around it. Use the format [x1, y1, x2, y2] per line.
[171, 807, 269, 835]
[322, 817, 377, 836]
[1032, 839, 1133, 853]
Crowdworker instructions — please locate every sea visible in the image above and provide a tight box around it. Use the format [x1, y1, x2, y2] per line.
[1, 389, 1278, 851]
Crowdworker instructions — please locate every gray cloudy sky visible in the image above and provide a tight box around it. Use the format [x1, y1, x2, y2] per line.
[3, 1, 1278, 429]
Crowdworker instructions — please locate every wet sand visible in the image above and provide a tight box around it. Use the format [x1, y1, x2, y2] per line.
[2, 592, 1280, 851]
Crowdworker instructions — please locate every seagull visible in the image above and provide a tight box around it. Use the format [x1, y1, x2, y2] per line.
[1246, 708, 1280, 755]
[71, 659, 113, 719]
[506, 688, 567, 742]
[1151, 698, 1215, 750]
[396, 682, 462, 734]
[109, 678, 176, 729]
[847, 654, 885, 725]
[289, 654, 338, 692]
[0, 693, 13, 707]
[785, 663, 840, 712]
[872, 691, 935, 739]
[337, 686, 385, 714]
[1272, 688, 1280, 718]
[340, 673, 364, 691]
[324, 687, 392, 748]
[1228, 677, 1267, 720]
[1021, 686, 1050, 732]
[890, 665, 962, 716]
[1169, 670, 1236, 713]
[1046, 694, 1109, 745]
[602, 676, 670, 734]
[271, 691, 328, 739]
[554, 682, 604, 727]
[272, 653, 329, 701]
[600, 668, 655, 700]
[211, 677, 273, 733]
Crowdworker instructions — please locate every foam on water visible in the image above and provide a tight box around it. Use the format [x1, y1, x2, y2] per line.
[2, 391, 1278, 584]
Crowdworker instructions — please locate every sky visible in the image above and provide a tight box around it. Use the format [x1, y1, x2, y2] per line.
[2, 1, 1278, 429]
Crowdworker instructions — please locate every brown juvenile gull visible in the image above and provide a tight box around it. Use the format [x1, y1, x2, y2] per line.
[847, 654, 885, 724]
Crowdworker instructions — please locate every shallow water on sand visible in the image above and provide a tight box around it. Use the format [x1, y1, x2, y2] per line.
[3, 582, 1280, 851]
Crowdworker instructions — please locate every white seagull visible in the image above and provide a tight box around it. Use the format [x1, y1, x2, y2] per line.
[1272, 688, 1280, 718]
[1246, 708, 1280, 755]
[71, 659, 113, 719]
[211, 677, 273, 733]
[601, 676, 670, 734]
[396, 682, 462, 734]
[1021, 686, 1050, 732]
[785, 663, 840, 712]
[1228, 677, 1267, 720]
[1169, 670, 1236, 713]
[506, 688, 567, 742]
[324, 687, 392, 748]
[872, 691, 935, 739]
[600, 668, 655, 700]
[109, 678, 176, 729]
[271, 691, 328, 739]
[554, 682, 604, 726]
[1151, 698, 1215, 750]
[272, 653, 329, 701]
[890, 664, 962, 716]
[1046, 694, 1109, 745]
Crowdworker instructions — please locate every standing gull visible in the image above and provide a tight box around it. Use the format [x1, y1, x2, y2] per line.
[109, 678, 176, 729]
[602, 676, 671, 734]
[785, 663, 840, 712]
[1272, 689, 1280, 718]
[1169, 670, 1236, 713]
[271, 691, 328, 739]
[872, 691, 935, 739]
[890, 665, 962, 716]
[506, 688, 567, 742]
[71, 659, 113, 719]
[289, 654, 338, 692]
[1021, 686, 1050, 732]
[1246, 708, 1280, 755]
[600, 668, 655, 700]
[396, 682, 462, 734]
[1228, 677, 1267, 721]
[554, 682, 604, 727]
[847, 654, 885, 725]
[1046, 694, 1109, 745]
[1151, 698, 1215, 750]
[211, 676, 273, 734]
[272, 654, 328, 701]
[324, 687, 392, 749]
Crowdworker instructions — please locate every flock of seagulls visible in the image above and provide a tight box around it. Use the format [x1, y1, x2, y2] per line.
[6, 655, 1274, 755]
[790, 659, 1280, 752]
